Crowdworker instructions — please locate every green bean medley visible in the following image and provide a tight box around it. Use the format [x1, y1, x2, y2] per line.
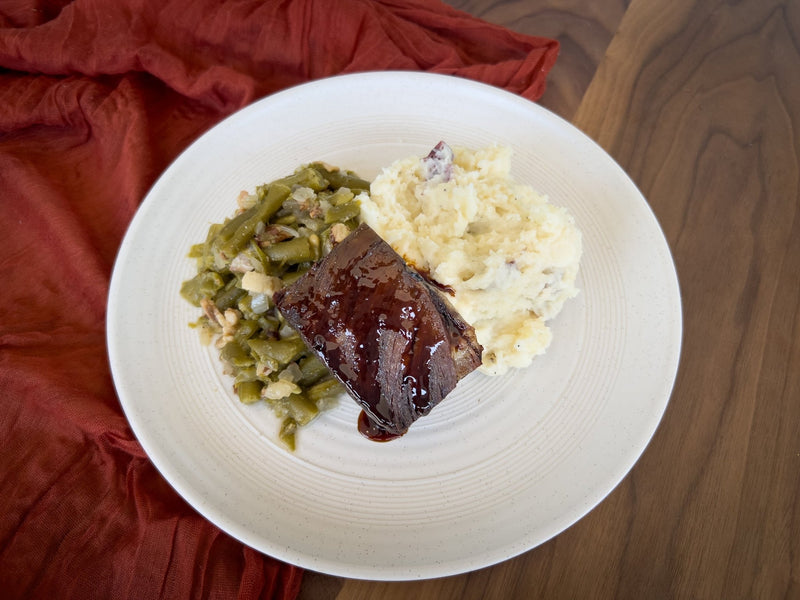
[180, 163, 369, 450]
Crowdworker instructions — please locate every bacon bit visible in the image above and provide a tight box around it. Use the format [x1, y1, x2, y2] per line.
[230, 253, 257, 273]
[200, 297, 225, 326]
[256, 224, 297, 246]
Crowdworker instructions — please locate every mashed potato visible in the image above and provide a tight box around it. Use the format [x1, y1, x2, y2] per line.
[360, 143, 582, 376]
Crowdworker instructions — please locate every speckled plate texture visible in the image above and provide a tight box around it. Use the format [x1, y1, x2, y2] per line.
[107, 72, 682, 580]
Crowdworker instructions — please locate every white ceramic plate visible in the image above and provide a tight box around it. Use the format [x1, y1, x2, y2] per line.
[107, 72, 681, 580]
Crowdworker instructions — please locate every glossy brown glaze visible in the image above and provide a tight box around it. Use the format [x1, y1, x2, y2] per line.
[274, 223, 482, 439]
[357, 410, 402, 442]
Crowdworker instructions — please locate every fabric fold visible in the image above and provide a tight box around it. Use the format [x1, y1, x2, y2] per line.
[0, 1, 558, 598]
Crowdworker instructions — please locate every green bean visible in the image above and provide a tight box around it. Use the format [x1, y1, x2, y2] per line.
[180, 271, 224, 306]
[208, 210, 252, 255]
[270, 166, 329, 192]
[220, 341, 255, 368]
[216, 184, 291, 259]
[264, 236, 318, 265]
[213, 282, 246, 311]
[233, 367, 258, 384]
[248, 240, 269, 270]
[235, 380, 263, 404]
[237, 294, 254, 318]
[273, 214, 297, 225]
[279, 418, 297, 451]
[247, 337, 306, 368]
[233, 319, 260, 343]
[307, 378, 343, 405]
[312, 163, 370, 192]
[256, 315, 281, 333]
[188, 243, 205, 258]
[324, 201, 360, 224]
[287, 393, 319, 426]
[297, 355, 331, 387]
[328, 187, 355, 206]
[281, 268, 309, 286]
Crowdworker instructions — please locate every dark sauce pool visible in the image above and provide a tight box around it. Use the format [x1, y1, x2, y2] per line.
[357, 410, 403, 442]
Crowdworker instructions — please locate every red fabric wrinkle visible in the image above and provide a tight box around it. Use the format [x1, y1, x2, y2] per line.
[0, 0, 557, 598]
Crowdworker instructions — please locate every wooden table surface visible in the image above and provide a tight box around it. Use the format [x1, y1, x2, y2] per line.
[300, 1, 800, 598]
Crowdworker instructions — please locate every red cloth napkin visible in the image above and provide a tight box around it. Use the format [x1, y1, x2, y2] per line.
[0, 1, 557, 597]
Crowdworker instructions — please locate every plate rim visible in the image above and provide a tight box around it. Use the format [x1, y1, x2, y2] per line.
[107, 71, 683, 580]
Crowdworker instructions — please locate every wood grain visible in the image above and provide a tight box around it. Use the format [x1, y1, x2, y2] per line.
[572, 0, 800, 598]
[301, 0, 800, 598]
[444, 0, 630, 120]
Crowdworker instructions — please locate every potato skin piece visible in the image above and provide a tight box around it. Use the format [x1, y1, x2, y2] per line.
[274, 223, 482, 438]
